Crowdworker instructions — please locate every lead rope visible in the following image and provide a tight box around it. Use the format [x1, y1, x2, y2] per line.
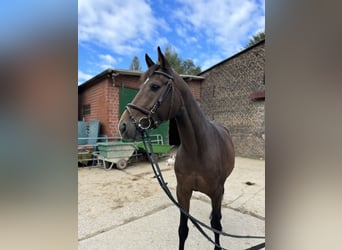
[140, 130, 265, 250]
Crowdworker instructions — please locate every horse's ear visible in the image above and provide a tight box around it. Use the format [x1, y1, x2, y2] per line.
[145, 54, 155, 68]
[157, 46, 171, 70]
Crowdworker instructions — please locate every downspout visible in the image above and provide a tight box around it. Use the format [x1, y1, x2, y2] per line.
[110, 71, 119, 86]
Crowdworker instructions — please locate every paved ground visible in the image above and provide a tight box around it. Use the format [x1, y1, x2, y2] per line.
[78, 156, 265, 249]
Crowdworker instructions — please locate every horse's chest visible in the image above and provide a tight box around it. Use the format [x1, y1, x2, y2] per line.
[175, 171, 214, 193]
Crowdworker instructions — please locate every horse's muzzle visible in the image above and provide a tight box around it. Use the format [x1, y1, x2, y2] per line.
[118, 116, 141, 141]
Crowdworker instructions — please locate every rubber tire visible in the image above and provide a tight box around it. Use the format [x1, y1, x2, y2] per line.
[116, 159, 128, 170]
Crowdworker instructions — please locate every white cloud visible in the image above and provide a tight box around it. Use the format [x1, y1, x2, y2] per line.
[78, 70, 93, 85]
[155, 37, 169, 49]
[78, 0, 159, 55]
[97, 54, 118, 69]
[174, 0, 265, 55]
[200, 55, 225, 72]
[78, 0, 265, 74]
[98, 54, 116, 64]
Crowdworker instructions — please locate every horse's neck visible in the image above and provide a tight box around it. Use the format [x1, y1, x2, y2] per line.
[175, 79, 210, 154]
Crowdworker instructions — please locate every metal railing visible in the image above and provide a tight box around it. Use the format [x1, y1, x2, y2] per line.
[77, 134, 164, 166]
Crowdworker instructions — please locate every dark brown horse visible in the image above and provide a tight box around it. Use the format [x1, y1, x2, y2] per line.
[118, 47, 235, 250]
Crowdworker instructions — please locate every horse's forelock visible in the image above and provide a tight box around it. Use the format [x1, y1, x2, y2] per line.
[139, 64, 158, 84]
[139, 64, 175, 86]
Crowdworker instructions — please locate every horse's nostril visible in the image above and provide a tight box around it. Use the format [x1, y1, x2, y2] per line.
[119, 122, 127, 133]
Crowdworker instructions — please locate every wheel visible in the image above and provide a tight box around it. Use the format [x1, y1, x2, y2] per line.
[116, 159, 128, 170]
[103, 161, 114, 170]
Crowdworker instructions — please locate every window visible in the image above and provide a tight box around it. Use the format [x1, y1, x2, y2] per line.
[82, 104, 91, 116]
[250, 91, 265, 101]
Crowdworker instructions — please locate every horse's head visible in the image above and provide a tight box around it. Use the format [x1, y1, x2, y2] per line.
[119, 47, 182, 141]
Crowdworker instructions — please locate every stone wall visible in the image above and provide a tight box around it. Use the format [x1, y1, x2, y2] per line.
[200, 41, 265, 159]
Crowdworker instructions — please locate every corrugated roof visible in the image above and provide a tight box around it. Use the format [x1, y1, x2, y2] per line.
[78, 68, 204, 93]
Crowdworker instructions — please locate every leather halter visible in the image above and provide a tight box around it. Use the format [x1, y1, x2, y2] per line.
[125, 69, 174, 130]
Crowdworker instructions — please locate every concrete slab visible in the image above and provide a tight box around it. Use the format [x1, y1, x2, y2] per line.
[78, 157, 265, 249]
[79, 199, 264, 250]
[223, 157, 265, 218]
[79, 194, 172, 240]
[123, 157, 265, 219]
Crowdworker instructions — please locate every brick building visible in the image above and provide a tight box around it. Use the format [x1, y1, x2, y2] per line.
[78, 69, 203, 142]
[79, 41, 265, 157]
[199, 40, 265, 159]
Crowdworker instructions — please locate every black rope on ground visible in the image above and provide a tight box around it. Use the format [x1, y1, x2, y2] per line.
[141, 130, 265, 250]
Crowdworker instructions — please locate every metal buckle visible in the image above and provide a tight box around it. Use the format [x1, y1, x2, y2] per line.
[138, 117, 152, 130]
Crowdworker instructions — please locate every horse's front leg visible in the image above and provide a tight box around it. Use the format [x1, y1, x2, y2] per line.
[211, 187, 224, 250]
[176, 186, 192, 250]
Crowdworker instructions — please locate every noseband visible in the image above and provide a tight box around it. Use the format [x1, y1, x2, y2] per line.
[125, 70, 174, 131]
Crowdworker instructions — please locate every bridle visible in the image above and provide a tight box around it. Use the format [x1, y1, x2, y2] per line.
[124, 68, 266, 250]
[125, 69, 174, 131]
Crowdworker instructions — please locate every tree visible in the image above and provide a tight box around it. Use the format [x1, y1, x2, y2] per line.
[129, 56, 142, 71]
[163, 46, 201, 75]
[182, 59, 202, 75]
[245, 31, 265, 48]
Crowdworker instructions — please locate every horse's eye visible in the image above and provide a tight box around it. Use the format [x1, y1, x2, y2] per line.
[150, 83, 161, 92]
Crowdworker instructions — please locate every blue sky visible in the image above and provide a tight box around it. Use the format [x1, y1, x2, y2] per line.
[78, 0, 264, 85]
